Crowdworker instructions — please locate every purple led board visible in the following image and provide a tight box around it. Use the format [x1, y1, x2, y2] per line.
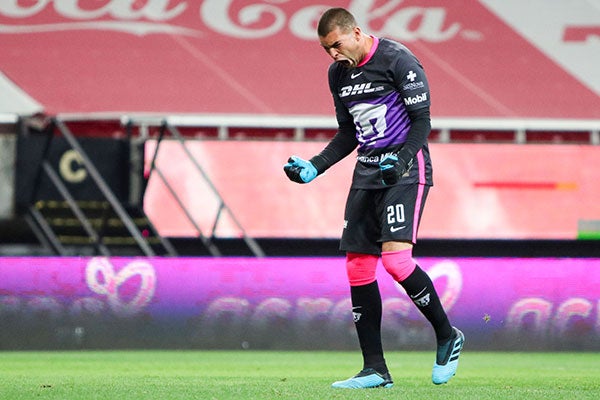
[1, 257, 599, 350]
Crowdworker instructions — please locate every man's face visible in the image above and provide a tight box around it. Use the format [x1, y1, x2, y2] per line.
[319, 26, 362, 68]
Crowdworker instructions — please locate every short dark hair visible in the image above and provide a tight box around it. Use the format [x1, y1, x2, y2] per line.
[317, 7, 357, 37]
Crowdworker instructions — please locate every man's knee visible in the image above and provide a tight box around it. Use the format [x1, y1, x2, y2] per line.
[381, 248, 416, 282]
[346, 252, 379, 286]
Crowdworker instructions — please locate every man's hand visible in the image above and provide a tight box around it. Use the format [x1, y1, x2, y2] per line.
[379, 154, 410, 185]
[283, 156, 318, 184]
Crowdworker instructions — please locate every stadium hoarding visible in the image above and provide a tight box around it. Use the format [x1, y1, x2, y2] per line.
[1, 0, 599, 118]
[1, 256, 599, 350]
[144, 141, 600, 240]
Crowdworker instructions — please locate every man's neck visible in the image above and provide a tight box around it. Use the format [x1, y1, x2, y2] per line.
[358, 35, 378, 67]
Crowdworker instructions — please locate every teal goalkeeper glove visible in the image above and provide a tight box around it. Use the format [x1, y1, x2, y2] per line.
[283, 156, 318, 184]
[379, 153, 412, 185]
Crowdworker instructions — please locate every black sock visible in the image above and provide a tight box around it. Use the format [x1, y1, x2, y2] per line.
[350, 281, 387, 374]
[399, 265, 453, 344]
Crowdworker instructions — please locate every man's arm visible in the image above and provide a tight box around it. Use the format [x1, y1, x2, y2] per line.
[309, 121, 358, 174]
[396, 107, 431, 162]
[284, 121, 357, 183]
[284, 63, 358, 184]
[379, 107, 430, 185]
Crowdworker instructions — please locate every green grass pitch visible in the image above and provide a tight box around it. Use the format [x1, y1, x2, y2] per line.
[1, 350, 599, 399]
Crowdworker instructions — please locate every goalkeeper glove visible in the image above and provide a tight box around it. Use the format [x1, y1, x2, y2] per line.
[379, 153, 411, 185]
[283, 156, 318, 184]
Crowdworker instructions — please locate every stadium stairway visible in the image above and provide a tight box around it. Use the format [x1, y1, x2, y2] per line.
[25, 200, 176, 256]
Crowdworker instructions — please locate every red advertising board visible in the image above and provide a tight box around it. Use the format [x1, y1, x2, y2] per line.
[144, 140, 600, 240]
[1, 0, 599, 118]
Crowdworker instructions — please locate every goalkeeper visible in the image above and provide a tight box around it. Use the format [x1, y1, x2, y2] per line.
[284, 7, 464, 389]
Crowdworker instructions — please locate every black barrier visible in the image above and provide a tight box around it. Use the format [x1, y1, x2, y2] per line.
[15, 133, 135, 210]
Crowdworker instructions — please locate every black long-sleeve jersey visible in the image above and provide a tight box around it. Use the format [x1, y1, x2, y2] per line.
[310, 37, 433, 189]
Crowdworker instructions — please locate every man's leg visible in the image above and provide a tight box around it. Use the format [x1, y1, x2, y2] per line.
[331, 252, 393, 389]
[381, 246, 464, 384]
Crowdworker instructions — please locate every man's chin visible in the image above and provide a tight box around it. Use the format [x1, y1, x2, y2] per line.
[337, 60, 353, 68]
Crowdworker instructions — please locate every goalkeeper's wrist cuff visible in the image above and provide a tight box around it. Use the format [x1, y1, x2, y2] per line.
[309, 155, 330, 175]
[396, 148, 413, 166]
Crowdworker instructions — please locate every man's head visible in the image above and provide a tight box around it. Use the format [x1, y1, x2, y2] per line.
[317, 8, 371, 68]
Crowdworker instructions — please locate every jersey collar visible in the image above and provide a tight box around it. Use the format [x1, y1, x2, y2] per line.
[357, 36, 379, 67]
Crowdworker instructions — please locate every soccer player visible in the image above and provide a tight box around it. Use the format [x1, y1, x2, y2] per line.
[283, 7, 464, 389]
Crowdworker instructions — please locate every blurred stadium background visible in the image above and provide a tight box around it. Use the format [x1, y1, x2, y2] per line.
[0, 1, 599, 350]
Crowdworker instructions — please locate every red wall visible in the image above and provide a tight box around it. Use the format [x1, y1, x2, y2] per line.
[2, 1, 599, 118]
[144, 141, 600, 240]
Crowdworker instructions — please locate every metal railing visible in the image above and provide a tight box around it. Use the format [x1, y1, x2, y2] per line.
[55, 112, 600, 144]
[142, 120, 265, 257]
[20, 117, 177, 256]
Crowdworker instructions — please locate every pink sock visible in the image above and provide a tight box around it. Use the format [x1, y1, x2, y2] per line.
[381, 249, 416, 282]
